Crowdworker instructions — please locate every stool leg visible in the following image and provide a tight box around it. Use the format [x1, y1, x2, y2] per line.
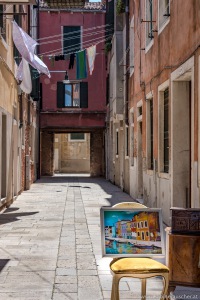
[141, 278, 146, 300]
[111, 274, 121, 300]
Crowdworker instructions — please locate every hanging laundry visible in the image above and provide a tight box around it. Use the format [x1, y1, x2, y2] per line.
[69, 53, 75, 70]
[16, 58, 32, 94]
[64, 54, 69, 60]
[76, 50, 87, 80]
[49, 55, 55, 67]
[86, 45, 96, 75]
[55, 55, 65, 61]
[12, 21, 50, 78]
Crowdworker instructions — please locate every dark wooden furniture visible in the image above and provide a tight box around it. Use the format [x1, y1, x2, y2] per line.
[168, 232, 200, 290]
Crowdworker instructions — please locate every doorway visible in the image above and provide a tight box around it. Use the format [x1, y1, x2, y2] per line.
[1, 114, 7, 199]
[137, 121, 143, 198]
[172, 80, 191, 208]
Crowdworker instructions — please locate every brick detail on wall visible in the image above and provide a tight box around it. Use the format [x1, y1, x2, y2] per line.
[41, 131, 54, 176]
[90, 129, 104, 176]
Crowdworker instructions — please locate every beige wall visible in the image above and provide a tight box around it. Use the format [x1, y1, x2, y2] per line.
[54, 133, 90, 174]
[0, 5, 39, 209]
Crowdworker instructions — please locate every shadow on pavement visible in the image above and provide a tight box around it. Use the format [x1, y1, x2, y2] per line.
[0, 259, 10, 272]
[0, 211, 39, 225]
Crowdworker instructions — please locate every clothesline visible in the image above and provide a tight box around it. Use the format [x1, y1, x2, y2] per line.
[39, 28, 113, 46]
[14, 35, 111, 62]
[12, 20, 110, 93]
[39, 34, 112, 56]
[37, 23, 112, 42]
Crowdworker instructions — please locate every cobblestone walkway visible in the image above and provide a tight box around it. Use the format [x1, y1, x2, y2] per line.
[0, 176, 199, 300]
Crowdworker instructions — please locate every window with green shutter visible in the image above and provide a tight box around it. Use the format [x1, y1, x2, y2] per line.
[63, 26, 81, 55]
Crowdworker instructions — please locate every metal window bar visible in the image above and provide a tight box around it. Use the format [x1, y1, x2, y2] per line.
[116, 131, 119, 155]
[163, 88, 169, 173]
[146, 0, 154, 41]
[159, 0, 170, 28]
[126, 127, 129, 156]
[150, 99, 153, 170]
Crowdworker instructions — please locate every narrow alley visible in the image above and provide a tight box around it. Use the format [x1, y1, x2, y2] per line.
[0, 176, 199, 300]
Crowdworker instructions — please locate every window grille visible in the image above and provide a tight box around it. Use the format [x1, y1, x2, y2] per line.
[70, 133, 85, 141]
[146, 0, 153, 46]
[159, 0, 170, 29]
[129, 16, 134, 76]
[126, 127, 129, 157]
[163, 88, 169, 173]
[150, 99, 153, 170]
[116, 131, 119, 155]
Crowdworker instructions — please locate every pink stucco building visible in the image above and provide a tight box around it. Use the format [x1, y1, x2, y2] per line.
[39, 2, 107, 176]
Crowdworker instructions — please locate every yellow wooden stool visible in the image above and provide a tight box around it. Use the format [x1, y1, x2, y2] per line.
[109, 202, 169, 300]
[110, 257, 169, 300]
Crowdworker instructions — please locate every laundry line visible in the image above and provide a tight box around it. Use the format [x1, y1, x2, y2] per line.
[39, 35, 112, 57]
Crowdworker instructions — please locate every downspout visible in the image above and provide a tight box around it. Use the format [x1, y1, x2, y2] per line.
[37, 3, 41, 179]
[125, 0, 129, 125]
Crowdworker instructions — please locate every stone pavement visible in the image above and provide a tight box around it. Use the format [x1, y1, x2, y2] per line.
[0, 175, 199, 300]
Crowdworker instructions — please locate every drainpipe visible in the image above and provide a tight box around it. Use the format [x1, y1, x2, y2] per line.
[125, 0, 129, 125]
[37, 3, 41, 179]
[19, 94, 23, 128]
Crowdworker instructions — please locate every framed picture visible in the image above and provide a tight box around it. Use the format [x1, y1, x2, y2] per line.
[100, 207, 165, 257]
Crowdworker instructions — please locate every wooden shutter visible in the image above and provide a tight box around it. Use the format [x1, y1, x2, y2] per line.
[63, 26, 80, 55]
[80, 82, 88, 108]
[57, 82, 65, 108]
[31, 68, 39, 101]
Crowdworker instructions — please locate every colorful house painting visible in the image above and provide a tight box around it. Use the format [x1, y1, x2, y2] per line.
[101, 208, 165, 257]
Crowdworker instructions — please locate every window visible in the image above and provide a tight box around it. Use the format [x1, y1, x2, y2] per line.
[159, 83, 170, 175]
[146, 0, 154, 46]
[63, 26, 81, 55]
[106, 76, 109, 105]
[0, 4, 6, 41]
[116, 131, 119, 155]
[163, 88, 169, 173]
[57, 82, 88, 108]
[70, 133, 85, 141]
[130, 109, 134, 166]
[129, 16, 134, 76]
[13, 6, 23, 65]
[125, 126, 129, 157]
[147, 98, 153, 170]
[159, 0, 170, 30]
[138, 106, 142, 117]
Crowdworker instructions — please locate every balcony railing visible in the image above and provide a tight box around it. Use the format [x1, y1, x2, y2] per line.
[45, 0, 85, 9]
[0, 0, 36, 4]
